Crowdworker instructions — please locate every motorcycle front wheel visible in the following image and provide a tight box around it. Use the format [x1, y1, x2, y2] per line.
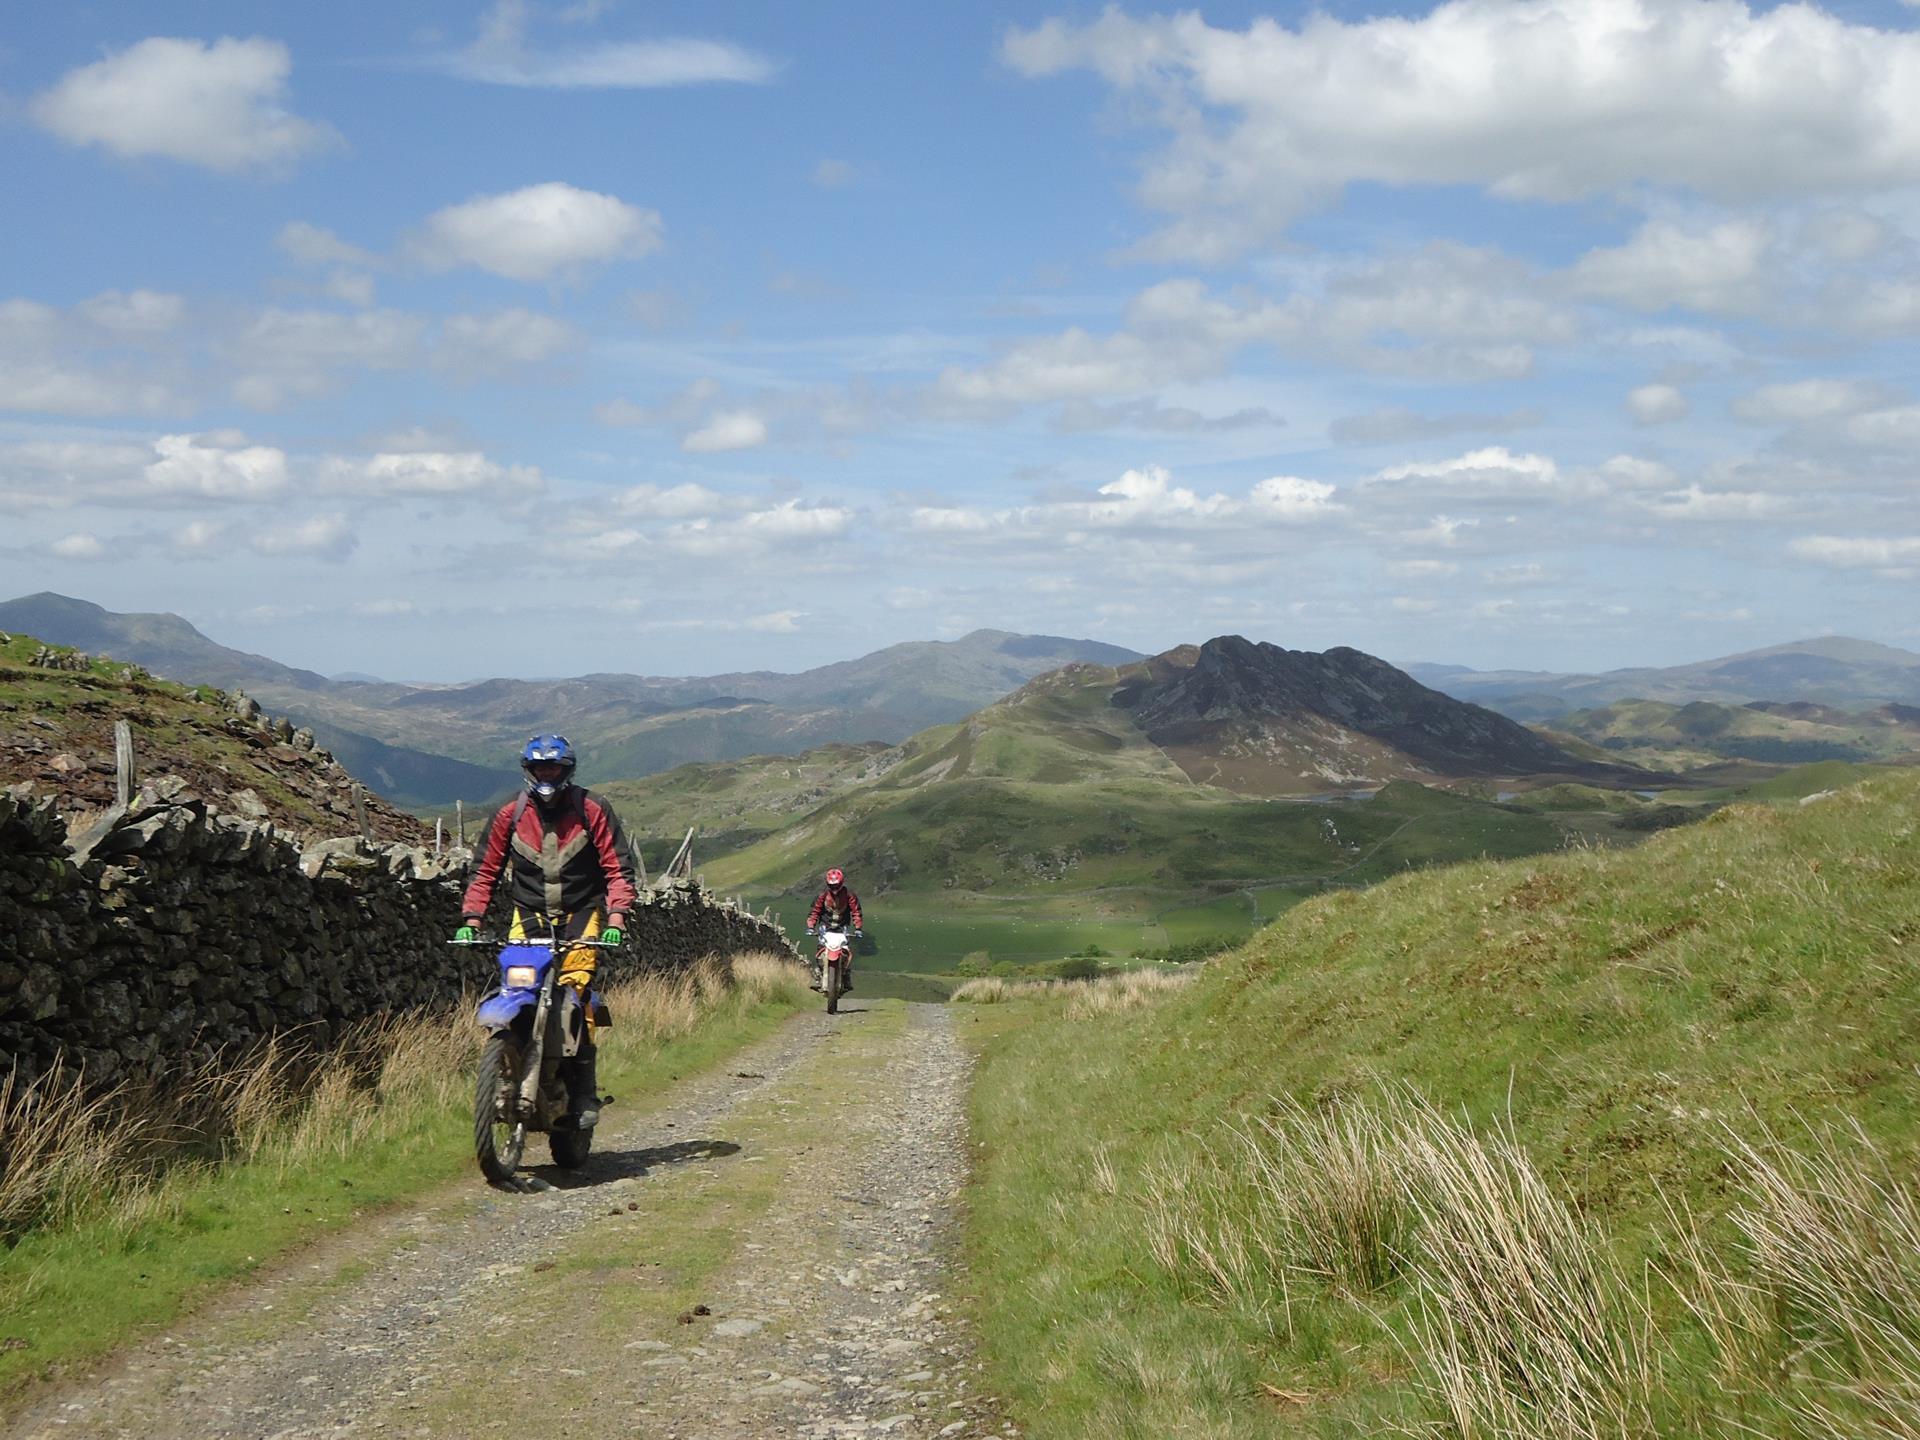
[825, 958, 841, 1014]
[474, 1032, 527, 1183]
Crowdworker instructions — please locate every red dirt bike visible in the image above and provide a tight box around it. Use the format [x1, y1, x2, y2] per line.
[812, 926, 855, 1014]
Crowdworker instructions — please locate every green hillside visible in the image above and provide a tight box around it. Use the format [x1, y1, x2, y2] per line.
[961, 770, 1920, 1437]
[1553, 696, 1920, 770]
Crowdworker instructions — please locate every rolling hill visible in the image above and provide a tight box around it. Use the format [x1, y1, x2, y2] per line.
[597, 637, 1662, 970]
[1408, 635, 1920, 719]
[0, 594, 1139, 797]
[1550, 696, 1920, 770]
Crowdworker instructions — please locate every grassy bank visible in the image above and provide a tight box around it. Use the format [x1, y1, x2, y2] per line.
[0, 954, 808, 1404]
[958, 772, 1920, 1437]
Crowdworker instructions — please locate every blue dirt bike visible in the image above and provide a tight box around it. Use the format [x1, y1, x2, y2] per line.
[454, 932, 616, 1183]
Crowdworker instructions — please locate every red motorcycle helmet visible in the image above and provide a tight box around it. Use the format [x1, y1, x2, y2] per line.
[825, 867, 844, 886]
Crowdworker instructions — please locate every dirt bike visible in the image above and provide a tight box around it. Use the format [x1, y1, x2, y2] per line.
[812, 927, 854, 1014]
[454, 930, 616, 1183]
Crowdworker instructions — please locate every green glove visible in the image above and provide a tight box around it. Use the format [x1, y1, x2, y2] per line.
[601, 926, 624, 946]
[453, 925, 478, 944]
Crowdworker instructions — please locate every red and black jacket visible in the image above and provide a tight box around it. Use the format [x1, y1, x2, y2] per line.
[462, 787, 637, 926]
[806, 884, 862, 930]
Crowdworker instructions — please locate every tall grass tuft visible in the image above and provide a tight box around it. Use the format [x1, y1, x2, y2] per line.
[0, 952, 805, 1246]
[1395, 1102, 1656, 1440]
[952, 967, 1194, 1013]
[1688, 1122, 1920, 1437]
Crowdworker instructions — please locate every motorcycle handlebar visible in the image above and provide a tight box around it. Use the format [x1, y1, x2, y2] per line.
[446, 936, 623, 948]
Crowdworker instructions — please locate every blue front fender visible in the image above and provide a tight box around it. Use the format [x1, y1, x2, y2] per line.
[477, 990, 536, 1030]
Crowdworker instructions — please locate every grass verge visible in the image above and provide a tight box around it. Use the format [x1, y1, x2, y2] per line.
[958, 771, 1920, 1437]
[0, 953, 808, 1407]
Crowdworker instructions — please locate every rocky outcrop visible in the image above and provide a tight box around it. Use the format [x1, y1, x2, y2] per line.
[0, 785, 797, 1086]
[1113, 635, 1613, 782]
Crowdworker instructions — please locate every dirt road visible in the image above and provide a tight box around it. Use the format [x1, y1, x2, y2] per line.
[17, 1000, 1007, 1440]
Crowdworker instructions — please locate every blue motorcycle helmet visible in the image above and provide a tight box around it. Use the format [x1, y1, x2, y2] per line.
[520, 733, 577, 802]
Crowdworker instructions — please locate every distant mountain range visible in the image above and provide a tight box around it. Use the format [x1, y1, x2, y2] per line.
[1407, 637, 1920, 719]
[608, 635, 1645, 902]
[0, 593, 1139, 804]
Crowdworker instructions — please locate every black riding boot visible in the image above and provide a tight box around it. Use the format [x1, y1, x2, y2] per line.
[567, 1043, 601, 1128]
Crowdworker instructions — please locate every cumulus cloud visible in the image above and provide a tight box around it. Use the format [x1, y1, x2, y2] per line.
[145, 432, 291, 501]
[33, 36, 337, 174]
[318, 450, 541, 498]
[227, 307, 427, 408]
[410, 182, 663, 281]
[1368, 447, 1568, 498]
[1790, 535, 1920, 572]
[1569, 219, 1774, 314]
[1052, 398, 1282, 433]
[1732, 378, 1893, 424]
[682, 410, 769, 452]
[932, 248, 1571, 416]
[1004, 2, 1920, 260]
[1329, 406, 1542, 446]
[1632, 484, 1786, 521]
[437, 0, 776, 87]
[49, 532, 105, 560]
[907, 464, 1343, 549]
[76, 290, 186, 335]
[250, 512, 355, 559]
[1626, 384, 1688, 425]
[277, 221, 379, 269]
[439, 308, 581, 371]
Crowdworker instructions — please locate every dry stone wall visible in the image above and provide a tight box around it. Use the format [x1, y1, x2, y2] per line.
[0, 785, 797, 1085]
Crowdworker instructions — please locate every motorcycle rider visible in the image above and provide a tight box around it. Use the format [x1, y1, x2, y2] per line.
[454, 735, 636, 1128]
[805, 866, 863, 992]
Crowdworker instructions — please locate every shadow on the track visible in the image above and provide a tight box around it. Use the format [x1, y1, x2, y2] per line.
[545, 1137, 743, 1189]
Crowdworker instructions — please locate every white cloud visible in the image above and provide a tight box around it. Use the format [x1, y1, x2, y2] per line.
[1844, 406, 1920, 450]
[146, 432, 290, 501]
[33, 36, 336, 175]
[1790, 535, 1920, 571]
[1250, 476, 1341, 520]
[320, 450, 541, 497]
[1732, 378, 1891, 424]
[251, 512, 355, 559]
[439, 0, 776, 87]
[170, 519, 228, 554]
[1005, 3, 1920, 260]
[812, 159, 855, 189]
[410, 182, 663, 281]
[1569, 219, 1773, 314]
[906, 465, 1343, 550]
[277, 221, 378, 269]
[1053, 398, 1282, 433]
[1626, 384, 1688, 425]
[76, 290, 186, 334]
[609, 482, 729, 518]
[683, 410, 768, 452]
[1369, 447, 1566, 497]
[745, 610, 802, 633]
[49, 532, 105, 560]
[1633, 484, 1786, 521]
[227, 307, 427, 407]
[440, 308, 581, 369]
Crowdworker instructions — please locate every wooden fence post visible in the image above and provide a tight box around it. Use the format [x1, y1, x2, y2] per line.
[434, 817, 443, 858]
[113, 719, 135, 808]
[455, 799, 465, 847]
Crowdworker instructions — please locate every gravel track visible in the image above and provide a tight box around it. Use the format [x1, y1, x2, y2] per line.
[16, 1000, 1003, 1440]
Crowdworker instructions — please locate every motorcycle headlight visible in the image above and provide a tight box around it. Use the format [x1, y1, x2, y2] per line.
[504, 965, 539, 988]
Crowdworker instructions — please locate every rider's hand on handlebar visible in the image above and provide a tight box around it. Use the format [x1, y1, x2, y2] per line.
[601, 925, 624, 946]
[854, 928, 863, 938]
[453, 924, 478, 944]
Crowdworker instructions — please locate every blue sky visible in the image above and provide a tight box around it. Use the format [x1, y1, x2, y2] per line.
[5, 0, 1920, 681]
